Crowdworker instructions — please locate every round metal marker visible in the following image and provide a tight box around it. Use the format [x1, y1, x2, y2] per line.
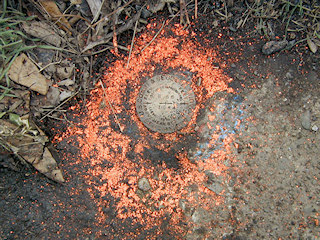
[136, 74, 196, 133]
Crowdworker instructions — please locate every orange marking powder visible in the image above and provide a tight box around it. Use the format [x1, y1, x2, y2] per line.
[55, 21, 237, 238]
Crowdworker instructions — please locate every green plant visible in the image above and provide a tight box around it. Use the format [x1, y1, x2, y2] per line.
[0, 0, 62, 117]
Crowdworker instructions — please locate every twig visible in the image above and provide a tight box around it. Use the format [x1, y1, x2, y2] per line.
[99, 79, 123, 132]
[39, 88, 80, 121]
[39, 60, 62, 72]
[215, 9, 228, 19]
[113, 20, 119, 55]
[87, 46, 112, 55]
[180, 0, 190, 25]
[82, 12, 141, 53]
[126, 18, 139, 68]
[126, 3, 147, 68]
[195, 0, 198, 19]
[53, 14, 92, 26]
[224, 0, 228, 22]
[92, 0, 135, 28]
[140, 19, 166, 53]
[92, 0, 105, 24]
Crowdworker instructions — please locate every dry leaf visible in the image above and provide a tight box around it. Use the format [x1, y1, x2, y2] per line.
[0, 119, 64, 183]
[39, 0, 72, 35]
[70, 0, 82, 4]
[33, 148, 65, 183]
[8, 53, 49, 95]
[59, 90, 72, 101]
[22, 21, 63, 47]
[0, 90, 30, 116]
[56, 66, 74, 79]
[313, 38, 320, 47]
[57, 79, 75, 86]
[86, 0, 102, 18]
[307, 37, 318, 53]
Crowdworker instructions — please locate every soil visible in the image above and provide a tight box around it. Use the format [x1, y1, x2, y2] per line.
[1, 12, 320, 240]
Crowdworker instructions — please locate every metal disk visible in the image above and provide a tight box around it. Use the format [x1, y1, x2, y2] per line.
[136, 74, 196, 133]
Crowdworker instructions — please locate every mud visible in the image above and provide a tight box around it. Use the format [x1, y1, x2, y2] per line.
[1, 15, 319, 240]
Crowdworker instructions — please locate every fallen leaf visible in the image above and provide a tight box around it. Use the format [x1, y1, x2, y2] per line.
[70, 0, 82, 5]
[22, 21, 63, 47]
[8, 53, 49, 95]
[59, 90, 72, 101]
[307, 37, 318, 53]
[56, 66, 74, 79]
[0, 119, 64, 183]
[0, 90, 30, 116]
[39, 0, 72, 35]
[46, 86, 60, 106]
[9, 113, 27, 127]
[57, 79, 75, 86]
[86, 0, 102, 18]
[32, 147, 65, 183]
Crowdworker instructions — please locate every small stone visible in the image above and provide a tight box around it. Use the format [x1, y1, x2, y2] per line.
[191, 208, 211, 224]
[138, 177, 151, 191]
[262, 40, 288, 55]
[301, 110, 311, 130]
[311, 125, 318, 131]
[288, 32, 296, 40]
[207, 181, 224, 195]
[285, 72, 293, 79]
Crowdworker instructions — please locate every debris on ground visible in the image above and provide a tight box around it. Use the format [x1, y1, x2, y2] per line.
[8, 53, 49, 95]
[0, 0, 319, 239]
[261, 39, 288, 55]
[0, 117, 64, 183]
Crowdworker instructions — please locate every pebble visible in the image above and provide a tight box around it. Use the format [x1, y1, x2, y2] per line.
[207, 182, 224, 195]
[191, 208, 210, 224]
[262, 40, 288, 55]
[311, 125, 318, 131]
[138, 177, 151, 191]
[285, 72, 293, 79]
[301, 110, 311, 130]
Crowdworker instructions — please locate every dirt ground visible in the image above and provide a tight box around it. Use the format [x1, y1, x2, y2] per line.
[1, 12, 320, 240]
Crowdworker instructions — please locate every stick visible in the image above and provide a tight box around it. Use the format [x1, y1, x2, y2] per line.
[39, 88, 80, 121]
[140, 19, 166, 53]
[180, 0, 190, 25]
[99, 79, 123, 132]
[92, 0, 135, 28]
[126, 3, 147, 68]
[139, 7, 184, 54]
[195, 0, 198, 19]
[113, 21, 119, 55]
[126, 18, 139, 68]
[82, 12, 141, 53]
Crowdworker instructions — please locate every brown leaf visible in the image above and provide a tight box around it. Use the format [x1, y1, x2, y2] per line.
[39, 0, 72, 35]
[86, 0, 102, 18]
[33, 148, 65, 183]
[307, 37, 318, 53]
[22, 21, 63, 47]
[56, 66, 74, 79]
[0, 119, 64, 183]
[8, 53, 49, 95]
[0, 90, 30, 116]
